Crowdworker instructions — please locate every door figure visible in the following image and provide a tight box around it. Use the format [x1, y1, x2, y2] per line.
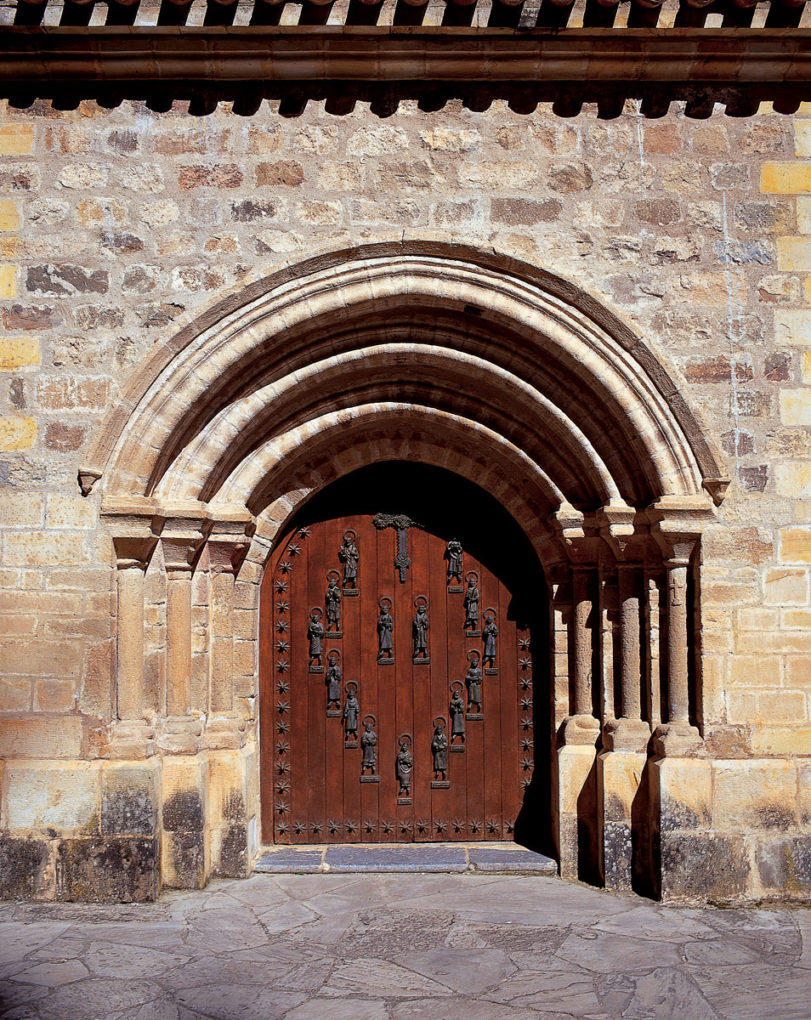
[260, 465, 542, 845]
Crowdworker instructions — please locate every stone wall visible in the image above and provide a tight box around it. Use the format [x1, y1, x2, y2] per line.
[0, 96, 809, 902]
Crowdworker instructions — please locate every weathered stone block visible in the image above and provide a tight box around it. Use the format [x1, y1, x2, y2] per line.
[761, 162, 811, 193]
[713, 759, 798, 832]
[102, 763, 159, 836]
[0, 717, 83, 759]
[659, 833, 750, 903]
[0, 124, 34, 156]
[3, 761, 99, 835]
[763, 566, 810, 605]
[655, 758, 712, 833]
[26, 264, 108, 295]
[56, 837, 157, 902]
[0, 836, 50, 899]
[756, 835, 811, 894]
[161, 830, 205, 890]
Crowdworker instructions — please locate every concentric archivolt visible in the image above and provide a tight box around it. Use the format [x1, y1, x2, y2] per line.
[92, 243, 727, 548]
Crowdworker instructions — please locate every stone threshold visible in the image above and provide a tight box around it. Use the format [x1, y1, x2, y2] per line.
[253, 841, 557, 875]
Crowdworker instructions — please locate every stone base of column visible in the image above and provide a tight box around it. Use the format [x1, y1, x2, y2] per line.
[652, 722, 702, 757]
[556, 716, 600, 881]
[204, 714, 248, 751]
[561, 713, 601, 746]
[208, 745, 255, 879]
[603, 717, 651, 753]
[597, 748, 646, 892]
[108, 720, 155, 760]
[157, 716, 204, 756]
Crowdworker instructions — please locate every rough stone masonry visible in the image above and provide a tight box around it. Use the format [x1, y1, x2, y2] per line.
[0, 79, 809, 903]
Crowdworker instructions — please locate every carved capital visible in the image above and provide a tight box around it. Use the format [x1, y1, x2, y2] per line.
[78, 466, 102, 497]
[208, 536, 251, 575]
[113, 534, 158, 571]
[596, 501, 637, 560]
[645, 496, 714, 566]
[553, 501, 585, 547]
[160, 517, 207, 575]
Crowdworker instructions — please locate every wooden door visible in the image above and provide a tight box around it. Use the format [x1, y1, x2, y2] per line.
[260, 469, 540, 845]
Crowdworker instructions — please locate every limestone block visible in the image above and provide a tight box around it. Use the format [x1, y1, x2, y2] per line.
[0, 414, 35, 450]
[751, 725, 811, 756]
[3, 760, 100, 835]
[654, 758, 713, 833]
[0, 337, 39, 370]
[101, 761, 159, 837]
[713, 759, 798, 832]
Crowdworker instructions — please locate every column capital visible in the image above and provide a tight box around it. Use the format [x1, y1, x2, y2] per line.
[113, 534, 158, 570]
[160, 518, 208, 575]
[596, 502, 641, 561]
[644, 496, 715, 565]
[207, 513, 254, 575]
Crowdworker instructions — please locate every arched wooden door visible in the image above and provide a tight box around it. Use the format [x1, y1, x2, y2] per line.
[259, 464, 546, 846]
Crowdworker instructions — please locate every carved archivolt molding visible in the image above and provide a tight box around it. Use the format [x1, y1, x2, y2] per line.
[89, 246, 726, 536]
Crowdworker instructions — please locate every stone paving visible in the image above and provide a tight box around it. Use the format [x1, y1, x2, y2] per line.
[0, 872, 809, 1020]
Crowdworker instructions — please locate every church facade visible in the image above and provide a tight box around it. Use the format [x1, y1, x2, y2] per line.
[0, 0, 810, 903]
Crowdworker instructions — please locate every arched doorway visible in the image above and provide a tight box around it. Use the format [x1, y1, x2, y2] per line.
[258, 463, 550, 850]
[86, 242, 726, 893]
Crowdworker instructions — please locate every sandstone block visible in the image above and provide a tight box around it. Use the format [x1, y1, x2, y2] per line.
[162, 756, 206, 833]
[655, 758, 712, 832]
[58, 164, 108, 190]
[44, 423, 86, 452]
[0, 677, 32, 712]
[713, 759, 798, 832]
[757, 689, 807, 723]
[0, 264, 17, 299]
[762, 162, 811, 193]
[491, 198, 562, 226]
[46, 494, 96, 530]
[0, 414, 35, 450]
[0, 199, 20, 232]
[751, 725, 811, 756]
[756, 835, 811, 894]
[348, 125, 408, 156]
[0, 124, 34, 155]
[102, 762, 159, 836]
[764, 566, 810, 605]
[76, 197, 128, 226]
[0, 491, 44, 528]
[256, 161, 304, 187]
[775, 461, 811, 499]
[56, 836, 157, 902]
[659, 833, 750, 903]
[0, 716, 83, 760]
[780, 389, 811, 427]
[729, 653, 781, 687]
[778, 237, 811, 272]
[780, 527, 811, 564]
[246, 125, 284, 153]
[0, 337, 39, 371]
[34, 678, 77, 713]
[295, 200, 342, 226]
[207, 751, 247, 829]
[37, 377, 110, 411]
[0, 837, 50, 899]
[26, 264, 108, 296]
[3, 760, 99, 834]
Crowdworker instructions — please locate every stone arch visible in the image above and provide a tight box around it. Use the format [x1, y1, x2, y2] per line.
[95, 242, 725, 892]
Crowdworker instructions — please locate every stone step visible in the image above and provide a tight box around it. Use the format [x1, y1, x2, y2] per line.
[253, 842, 558, 875]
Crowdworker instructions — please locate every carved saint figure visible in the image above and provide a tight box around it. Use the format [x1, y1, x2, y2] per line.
[396, 735, 413, 796]
[343, 683, 360, 740]
[325, 574, 342, 632]
[377, 601, 394, 659]
[466, 653, 483, 712]
[446, 539, 463, 584]
[483, 612, 499, 667]
[326, 651, 342, 709]
[307, 609, 324, 666]
[449, 684, 466, 744]
[412, 600, 429, 658]
[464, 573, 480, 630]
[361, 716, 378, 775]
[431, 720, 448, 780]
[339, 531, 359, 589]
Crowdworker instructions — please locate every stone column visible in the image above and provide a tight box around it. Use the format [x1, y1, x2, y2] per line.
[110, 532, 157, 759]
[648, 498, 712, 756]
[160, 520, 205, 755]
[206, 530, 250, 751]
[604, 563, 651, 753]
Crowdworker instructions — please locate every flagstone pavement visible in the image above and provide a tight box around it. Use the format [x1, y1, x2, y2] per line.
[1, 872, 809, 1020]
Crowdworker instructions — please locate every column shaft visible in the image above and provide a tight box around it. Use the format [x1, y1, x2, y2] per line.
[572, 567, 593, 717]
[619, 565, 642, 720]
[666, 562, 690, 725]
[117, 564, 146, 721]
[166, 571, 193, 718]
